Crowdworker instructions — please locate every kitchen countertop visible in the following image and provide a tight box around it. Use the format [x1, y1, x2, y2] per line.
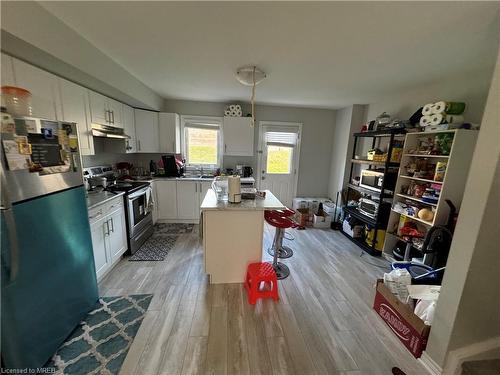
[86, 190, 125, 210]
[200, 189, 285, 211]
[132, 176, 255, 183]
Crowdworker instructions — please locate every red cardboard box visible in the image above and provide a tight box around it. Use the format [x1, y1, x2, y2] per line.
[373, 280, 431, 358]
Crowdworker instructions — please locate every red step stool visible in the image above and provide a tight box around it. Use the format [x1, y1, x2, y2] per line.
[244, 262, 279, 305]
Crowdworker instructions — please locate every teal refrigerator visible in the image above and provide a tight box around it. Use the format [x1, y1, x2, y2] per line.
[1, 117, 99, 369]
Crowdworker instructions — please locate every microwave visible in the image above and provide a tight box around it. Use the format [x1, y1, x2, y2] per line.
[358, 198, 391, 220]
[359, 169, 397, 192]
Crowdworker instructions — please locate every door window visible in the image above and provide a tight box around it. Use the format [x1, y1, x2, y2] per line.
[266, 145, 293, 174]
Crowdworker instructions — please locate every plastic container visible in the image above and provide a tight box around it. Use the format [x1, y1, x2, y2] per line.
[1, 86, 32, 117]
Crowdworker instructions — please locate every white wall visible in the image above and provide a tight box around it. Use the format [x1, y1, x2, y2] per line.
[1, 1, 163, 110]
[164, 99, 336, 197]
[425, 47, 500, 369]
[364, 67, 493, 125]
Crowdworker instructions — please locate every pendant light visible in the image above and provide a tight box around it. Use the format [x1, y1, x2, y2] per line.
[236, 65, 266, 126]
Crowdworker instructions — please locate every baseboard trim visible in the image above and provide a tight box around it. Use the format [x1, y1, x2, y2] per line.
[443, 336, 500, 375]
[156, 219, 198, 224]
[420, 352, 442, 375]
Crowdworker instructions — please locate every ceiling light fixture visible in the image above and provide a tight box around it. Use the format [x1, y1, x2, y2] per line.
[236, 65, 266, 127]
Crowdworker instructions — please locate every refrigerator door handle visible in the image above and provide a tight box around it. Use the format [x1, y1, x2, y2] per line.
[1, 207, 20, 283]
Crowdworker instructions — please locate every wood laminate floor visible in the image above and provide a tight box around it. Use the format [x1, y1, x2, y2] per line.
[99, 224, 427, 375]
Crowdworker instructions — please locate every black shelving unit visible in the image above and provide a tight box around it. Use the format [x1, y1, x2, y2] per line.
[341, 128, 406, 256]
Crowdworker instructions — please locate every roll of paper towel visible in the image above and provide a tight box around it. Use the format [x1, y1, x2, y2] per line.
[420, 115, 432, 127]
[228, 175, 241, 203]
[432, 101, 466, 115]
[422, 104, 434, 116]
[429, 113, 444, 126]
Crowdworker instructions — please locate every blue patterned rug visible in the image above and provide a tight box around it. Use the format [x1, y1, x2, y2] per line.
[45, 294, 152, 375]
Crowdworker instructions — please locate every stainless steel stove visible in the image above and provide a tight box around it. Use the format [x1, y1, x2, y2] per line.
[84, 166, 154, 254]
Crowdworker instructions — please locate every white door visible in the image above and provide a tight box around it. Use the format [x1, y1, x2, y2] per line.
[59, 78, 94, 155]
[108, 209, 127, 263]
[156, 180, 178, 219]
[123, 105, 137, 153]
[135, 109, 159, 152]
[257, 123, 302, 207]
[13, 58, 62, 120]
[177, 180, 198, 220]
[90, 217, 110, 280]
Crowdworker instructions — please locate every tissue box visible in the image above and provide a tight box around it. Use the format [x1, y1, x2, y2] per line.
[373, 280, 431, 358]
[313, 213, 331, 228]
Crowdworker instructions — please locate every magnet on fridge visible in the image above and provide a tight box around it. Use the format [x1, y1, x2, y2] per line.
[69, 135, 78, 151]
[18, 142, 32, 155]
[42, 128, 54, 139]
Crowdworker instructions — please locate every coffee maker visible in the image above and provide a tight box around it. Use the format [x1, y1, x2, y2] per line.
[243, 166, 253, 177]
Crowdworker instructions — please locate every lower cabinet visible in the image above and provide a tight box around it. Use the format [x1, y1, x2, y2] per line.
[156, 179, 213, 222]
[177, 180, 199, 220]
[88, 199, 127, 281]
[156, 180, 177, 220]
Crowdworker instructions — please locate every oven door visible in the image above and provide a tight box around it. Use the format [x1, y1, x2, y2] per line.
[127, 188, 152, 235]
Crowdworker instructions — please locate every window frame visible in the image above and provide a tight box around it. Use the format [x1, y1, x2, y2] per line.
[180, 115, 223, 170]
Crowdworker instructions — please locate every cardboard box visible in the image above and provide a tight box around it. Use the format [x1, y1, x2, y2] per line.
[294, 208, 309, 227]
[313, 213, 332, 228]
[342, 219, 364, 238]
[373, 280, 431, 358]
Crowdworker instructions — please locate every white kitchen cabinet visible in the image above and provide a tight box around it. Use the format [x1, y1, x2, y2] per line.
[88, 91, 108, 125]
[135, 108, 160, 152]
[156, 180, 177, 219]
[108, 208, 127, 263]
[176, 180, 199, 220]
[107, 98, 123, 128]
[1, 53, 16, 86]
[59, 78, 94, 155]
[155, 179, 212, 222]
[12, 58, 62, 120]
[199, 181, 212, 215]
[122, 104, 136, 153]
[90, 216, 110, 280]
[159, 112, 181, 153]
[88, 197, 127, 281]
[223, 116, 254, 156]
[88, 91, 123, 128]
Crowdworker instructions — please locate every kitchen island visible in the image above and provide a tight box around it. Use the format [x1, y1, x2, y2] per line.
[201, 189, 285, 283]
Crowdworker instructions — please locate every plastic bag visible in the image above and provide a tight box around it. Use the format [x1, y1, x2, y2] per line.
[383, 268, 412, 302]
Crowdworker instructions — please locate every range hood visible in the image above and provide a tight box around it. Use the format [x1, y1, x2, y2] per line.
[91, 123, 130, 139]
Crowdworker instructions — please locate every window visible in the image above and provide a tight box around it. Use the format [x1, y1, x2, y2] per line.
[181, 116, 222, 167]
[266, 145, 292, 174]
[265, 131, 297, 174]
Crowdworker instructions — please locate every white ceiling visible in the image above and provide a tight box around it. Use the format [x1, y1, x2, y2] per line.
[40, 1, 500, 109]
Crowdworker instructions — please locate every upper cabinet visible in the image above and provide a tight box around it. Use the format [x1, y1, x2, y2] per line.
[122, 104, 136, 153]
[134, 109, 159, 153]
[88, 91, 123, 128]
[223, 116, 254, 156]
[1, 53, 16, 86]
[159, 112, 181, 153]
[59, 78, 94, 155]
[12, 58, 62, 120]
[107, 98, 123, 128]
